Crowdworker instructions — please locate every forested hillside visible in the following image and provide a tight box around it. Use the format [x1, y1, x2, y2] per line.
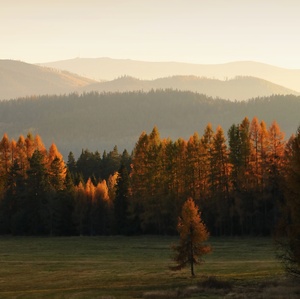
[0, 90, 299, 158]
[79, 75, 298, 101]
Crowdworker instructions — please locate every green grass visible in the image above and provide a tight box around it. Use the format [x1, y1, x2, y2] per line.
[0, 236, 285, 298]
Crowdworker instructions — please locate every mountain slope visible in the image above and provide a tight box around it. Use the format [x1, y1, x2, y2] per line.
[0, 60, 95, 100]
[80, 75, 298, 101]
[0, 91, 299, 158]
[2, 60, 298, 101]
[40, 58, 300, 92]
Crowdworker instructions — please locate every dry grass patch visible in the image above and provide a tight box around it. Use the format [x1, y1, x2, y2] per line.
[143, 276, 233, 298]
[225, 277, 300, 299]
[143, 289, 180, 299]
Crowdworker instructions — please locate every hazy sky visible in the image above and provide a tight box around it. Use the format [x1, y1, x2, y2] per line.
[1, 0, 300, 68]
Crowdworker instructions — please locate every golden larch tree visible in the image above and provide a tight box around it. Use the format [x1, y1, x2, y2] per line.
[48, 143, 66, 191]
[25, 133, 35, 159]
[171, 198, 211, 276]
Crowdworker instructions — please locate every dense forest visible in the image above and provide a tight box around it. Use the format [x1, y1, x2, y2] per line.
[0, 117, 299, 240]
[0, 90, 299, 157]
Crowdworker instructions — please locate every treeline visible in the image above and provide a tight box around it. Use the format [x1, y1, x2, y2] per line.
[0, 117, 298, 236]
[0, 133, 130, 235]
[130, 118, 290, 236]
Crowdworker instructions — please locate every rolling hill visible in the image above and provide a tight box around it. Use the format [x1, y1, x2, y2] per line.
[0, 90, 299, 158]
[79, 75, 298, 101]
[0, 60, 95, 100]
[1, 60, 298, 101]
[41, 58, 300, 92]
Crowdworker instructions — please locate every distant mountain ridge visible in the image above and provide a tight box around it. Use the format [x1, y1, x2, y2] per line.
[1, 60, 298, 101]
[0, 60, 95, 100]
[79, 75, 298, 101]
[41, 58, 300, 92]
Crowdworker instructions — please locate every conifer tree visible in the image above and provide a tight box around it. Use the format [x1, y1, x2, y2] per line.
[16, 135, 28, 177]
[0, 134, 11, 190]
[120, 149, 132, 172]
[143, 126, 166, 233]
[249, 117, 261, 189]
[34, 135, 47, 156]
[128, 132, 149, 233]
[211, 126, 230, 234]
[198, 124, 215, 230]
[94, 179, 111, 234]
[74, 181, 87, 235]
[171, 198, 211, 276]
[267, 121, 286, 229]
[259, 120, 269, 191]
[11, 140, 17, 164]
[57, 170, 76, 235]
[48, 143, 66, 191]
[105, 146, 121, 179]
[277, 127, 300, 277]
[228, 123, 242, 190]
[26, 149, 50, 234]
[173, 138, 188, 205]
[200, 124, 214, 199]
[228, 117, 252, 191]
[114, 163, 130, 234]
[25, 133, 35, 159]
[1, 159, 25, 234]
[186, 133, 201, 200]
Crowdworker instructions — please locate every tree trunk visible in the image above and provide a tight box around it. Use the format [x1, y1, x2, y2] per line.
[191, 258, 195, 276]
[190, 237, 195, 276]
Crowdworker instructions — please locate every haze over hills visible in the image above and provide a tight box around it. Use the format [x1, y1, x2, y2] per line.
[1, 60, 298, 101]
[0, 90, 299, 158]
[79, 75, 298, 101]
[0, 60, 95, 100]
[41, 58, 300, 92]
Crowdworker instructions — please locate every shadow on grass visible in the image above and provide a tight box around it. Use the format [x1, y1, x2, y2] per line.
[143, 275, 300, 299]
[143, 276, 232, 298]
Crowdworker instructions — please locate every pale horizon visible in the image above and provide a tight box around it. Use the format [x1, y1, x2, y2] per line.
[39, 57, 300, 70]
[1, 0, 300, 69]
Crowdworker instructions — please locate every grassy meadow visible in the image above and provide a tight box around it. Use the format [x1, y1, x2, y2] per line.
[0, 236, 298, 298]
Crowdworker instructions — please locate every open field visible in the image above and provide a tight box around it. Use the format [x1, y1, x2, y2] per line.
[0, 236, 298, 298]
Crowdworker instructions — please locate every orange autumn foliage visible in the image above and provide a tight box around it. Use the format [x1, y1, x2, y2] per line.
[171, 198, 211, 276]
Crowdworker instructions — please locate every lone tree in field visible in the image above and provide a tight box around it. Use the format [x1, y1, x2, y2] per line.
[171, 198, 211, 276]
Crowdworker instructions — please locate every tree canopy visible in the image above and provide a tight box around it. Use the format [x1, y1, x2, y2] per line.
[0, 116, 299, 249]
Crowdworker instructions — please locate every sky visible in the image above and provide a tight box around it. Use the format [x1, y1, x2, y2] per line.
[1, 0, 300, 69]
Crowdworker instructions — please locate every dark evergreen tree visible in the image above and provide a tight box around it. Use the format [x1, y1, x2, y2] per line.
[210, 126, 230, 235]
[277, 127, 300, 277]
[228, 123, 242, 190]
[121, 149, 132, 172]
[26, 150, 50, 234]
[0, 134, 11, 197]
[114, 163, 130, 234]
[56, 170, 76, 235]
[0, 160, 26, 234]
[77, 149, 96, 182]
[67, 151, 77, 179]
[102, 146, 121, 180]
[47, 145, 67, 235]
